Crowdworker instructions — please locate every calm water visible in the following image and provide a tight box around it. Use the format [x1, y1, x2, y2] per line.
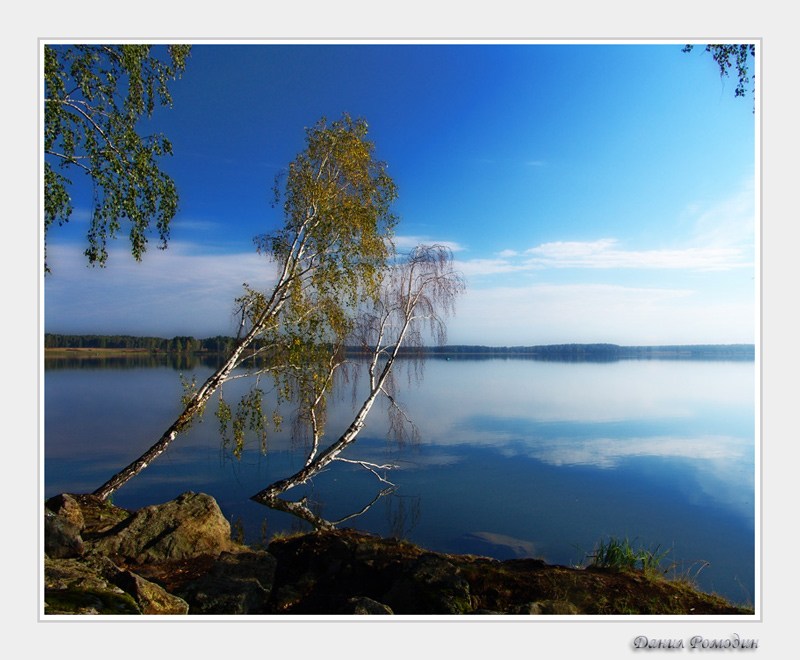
[44, 355, 756, 605]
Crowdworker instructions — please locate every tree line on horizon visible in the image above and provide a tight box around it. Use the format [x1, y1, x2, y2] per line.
[44, 333, 236, 353]
[44, 334, 754, 358]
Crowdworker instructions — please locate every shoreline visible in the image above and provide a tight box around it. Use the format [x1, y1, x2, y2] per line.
[44, 491, 754, 616]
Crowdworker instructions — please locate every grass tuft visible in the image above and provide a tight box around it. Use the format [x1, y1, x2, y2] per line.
[581, 536, 672, 576]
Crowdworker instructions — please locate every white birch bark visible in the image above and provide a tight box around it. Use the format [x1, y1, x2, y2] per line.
[91, 115, 398, 501]
[251, 244, 465, 502]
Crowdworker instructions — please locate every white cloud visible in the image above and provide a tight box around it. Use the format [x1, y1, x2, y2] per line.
[520, 239, 752, 271]
[455, 257, 528, 277]
[468, 180, 756, 276]
[169, 218, 228, 234]
[527, 239, 618, 258]
[45, 242, 278, 337]
[455, 235, 753, 280]
[393, 234, 467, 254]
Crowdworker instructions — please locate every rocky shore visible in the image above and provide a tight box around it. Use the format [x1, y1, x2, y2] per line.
[43, 491, 752, 616]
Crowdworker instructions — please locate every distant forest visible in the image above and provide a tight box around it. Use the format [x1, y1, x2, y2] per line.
[44, 333, 235, 353]
[44, 334, 755, 360]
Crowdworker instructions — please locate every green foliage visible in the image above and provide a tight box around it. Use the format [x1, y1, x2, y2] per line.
[231, 114, 399, 453]
[683, 44, 756, 99]
[581, 536, 672, 575]
[216, 384, 278, 458]
[179, 373, 205, 429]
[259, 113, 398, 315]
[43, 44, 191, 272]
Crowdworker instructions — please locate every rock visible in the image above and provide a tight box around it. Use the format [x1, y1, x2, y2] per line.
[45, 494, 85, 530]
[206, 550, 277, 586]
[112, 571, 190, 615]
[44, 492, 239, 615]
[88, 491, 237, 563]
[542, 600, 579, 615]
[381, 553, 472, 615]
[45, 555, 118, 591]
[44, 553, 189, 615]
[177, 575, 269, 615]
[44, 511, 85, 558]
[515, 601, 544, 614]
[177, 550, 276, 614]
[346, 597, 394, 615]
[518, 600, 580, 615]
[44, 556, 139, 614]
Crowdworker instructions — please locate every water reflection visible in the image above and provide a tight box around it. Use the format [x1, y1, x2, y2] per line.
[44, 352, 224, 372]
[44, 354, 755, 604]
[255, 487, 398, 531]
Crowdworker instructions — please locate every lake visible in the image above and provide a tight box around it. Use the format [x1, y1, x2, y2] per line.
[44, 353, 756, 606]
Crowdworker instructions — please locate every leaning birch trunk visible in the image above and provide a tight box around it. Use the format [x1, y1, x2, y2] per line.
[92, 310, 282, 501]
[91, 218, 305, 501]
[92, 339, 250, 500]
[250, 343, 400, 502]
[92, 255, 300, 501]
[90, 115, 400, 501]
[250, 244, 465, 503]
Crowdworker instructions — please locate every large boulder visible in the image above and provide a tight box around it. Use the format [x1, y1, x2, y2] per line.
[43, 492, 238, 614]
[88, 491, 237, 564]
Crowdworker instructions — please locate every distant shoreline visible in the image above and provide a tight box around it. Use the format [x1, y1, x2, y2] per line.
[43, 336, 755, 361]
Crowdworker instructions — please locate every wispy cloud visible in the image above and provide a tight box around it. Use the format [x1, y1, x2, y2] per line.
[689, 177, 756, 249]
[458, 181, 756, 277]
[393, 234, 467, 254]
[456, 257, 527, 278]
[45, 242, 278, 337]
[523, 239, 752, 271]
[169, 218, 228, 234]
[455, 236, 753, 278]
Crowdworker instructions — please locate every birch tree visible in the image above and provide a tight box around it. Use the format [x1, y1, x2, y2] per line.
[44, 44, 191, 273]
[250, 244, 466, 503]
[92, 114, 398, 501]
[682, 44, 756, 100]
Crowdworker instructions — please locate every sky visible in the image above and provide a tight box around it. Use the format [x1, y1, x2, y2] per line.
[43, 41, 757, 346]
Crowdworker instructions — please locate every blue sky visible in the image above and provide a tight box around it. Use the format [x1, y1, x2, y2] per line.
[43, 41, 757, 346]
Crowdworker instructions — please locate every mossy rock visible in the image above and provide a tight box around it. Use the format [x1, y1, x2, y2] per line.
[44, 587, 140, 615]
